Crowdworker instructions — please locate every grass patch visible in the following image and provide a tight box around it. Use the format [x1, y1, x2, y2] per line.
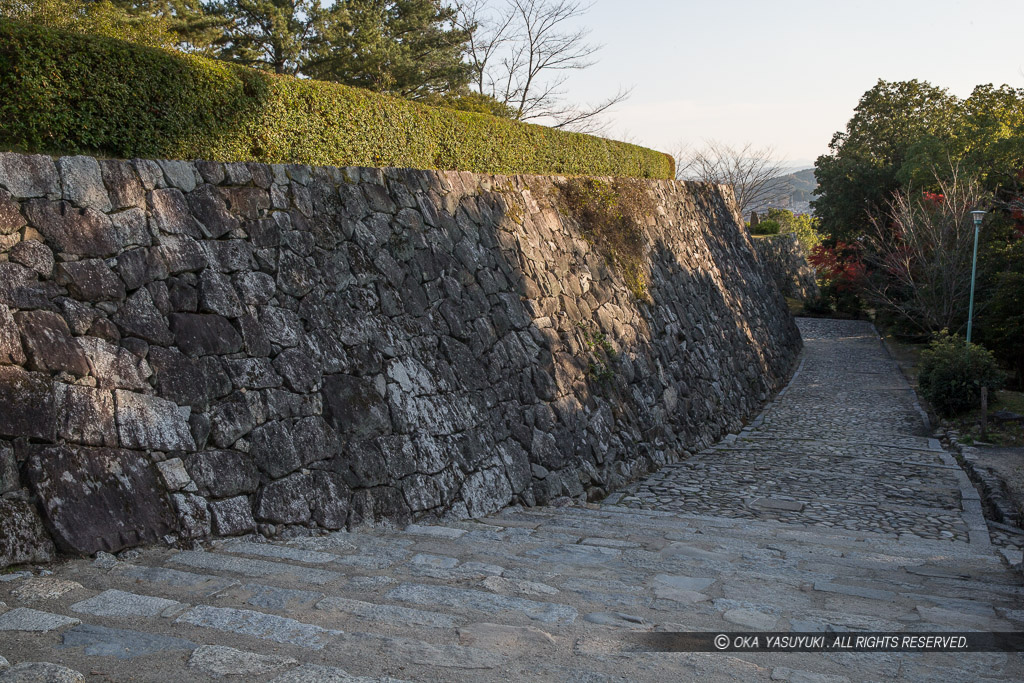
[557, 178, 653, 301]
[882, 333, 1022, 446]
[956, 389, 1024, 447]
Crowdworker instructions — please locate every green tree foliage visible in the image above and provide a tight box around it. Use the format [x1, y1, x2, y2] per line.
[814, 79, 1024, 241]
[304, 0, 472, 100]
[974, 234, 1024, 387]
[0, 0, 220, 50]
[764, 208, 823, 251]
[206, 0, 342, 74]
[749, 218, 780, 235]
[918, 333, 1004, 417]
[813, 79, 959, 241]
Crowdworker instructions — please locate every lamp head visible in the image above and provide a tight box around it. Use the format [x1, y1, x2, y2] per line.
[971, 210, 987, 227]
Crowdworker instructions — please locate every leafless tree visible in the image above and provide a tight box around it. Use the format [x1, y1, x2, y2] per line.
[673, 141, 788, 216]
[861, 163, 985, 334]
[455, 0, 630, 133]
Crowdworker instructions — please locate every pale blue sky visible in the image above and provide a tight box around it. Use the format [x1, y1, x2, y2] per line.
[555, 0, 1024, 166]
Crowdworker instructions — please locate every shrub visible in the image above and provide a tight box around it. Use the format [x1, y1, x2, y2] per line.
[558, 177, 653, 300]
[0, 19, 674, 178]
[765, 208, 823, 251]
[918, 333, 1004, 417]
[750, 218, 781, 235]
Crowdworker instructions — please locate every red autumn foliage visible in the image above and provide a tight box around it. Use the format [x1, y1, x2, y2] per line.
[808, 242, 866, 293]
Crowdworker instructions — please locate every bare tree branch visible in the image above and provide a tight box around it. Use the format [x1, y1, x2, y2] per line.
[674, 141, 788, 216]
[455, 0, 629, 132]
[861, 162, 985, 334]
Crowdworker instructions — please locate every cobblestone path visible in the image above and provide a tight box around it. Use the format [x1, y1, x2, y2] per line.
[1, 318, 1022, 682]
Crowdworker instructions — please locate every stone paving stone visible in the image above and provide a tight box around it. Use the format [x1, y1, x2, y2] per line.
[336, 632, 502, 669]
[241, 584, 324, 611]
[10, 580, 82, 601]
[187, 645, 297, 678]
[111, 564, 239, 596]
[0, 608, 79, 632]
[649, 575, 715, 592]
[456, 622, 556, 648]
[219, 540, 340, 565]
[771, 667, 851, 683]
[168, 550, 342, 584]
[582, 612, 649, 629]
[175, 605, 343, 649]
[69, 589, 184, 618]
[722, 607, 779, 630]
[403, 524, 465, 539]
[481, 575, 558, 596]
[60, 624, 196, 659]
[386, 583, 577, 624]
[0, 662, 85, 682]
[316, 596, 461, 628]
[812, 581, 896, 601]
[408, 553, 459, 569]
[268, 663, 408, 682]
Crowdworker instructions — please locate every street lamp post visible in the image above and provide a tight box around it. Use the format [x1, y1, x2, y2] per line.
[966, 210, 986, 346]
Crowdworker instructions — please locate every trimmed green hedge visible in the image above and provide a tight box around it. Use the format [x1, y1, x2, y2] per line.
[0, 20, 674, 179]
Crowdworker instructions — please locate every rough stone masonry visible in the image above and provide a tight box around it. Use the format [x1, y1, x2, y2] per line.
[0, 152, 801, 567]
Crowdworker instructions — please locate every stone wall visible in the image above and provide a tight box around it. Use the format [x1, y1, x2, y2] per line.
[0, 152, 801, 566]
[752, 233, 820, 301]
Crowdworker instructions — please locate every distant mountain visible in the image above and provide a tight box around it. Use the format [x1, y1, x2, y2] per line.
[751, 167, 817, 216]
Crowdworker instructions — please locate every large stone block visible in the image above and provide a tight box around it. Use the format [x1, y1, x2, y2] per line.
[0, 444, 18, 494]
[322, 374, 391, 438]
[0, 152, 60, 199]
[9, 239, 55, 277]
[78, 337, 151, 390]
[208, 392, 266, 448]
[277, 250, 316, 297]
[188, 184, 238, 239]
[23, 199, 119, 257]
[149, 188, 202, 237]
[169, 313, 243, 356]
[0, 303, 26, 365]
[15, 310, 90, 376]
[258, 306, 302, 348]
[461, 467, 513, 518]
[172, 492, 212, 540]
[272, 347, 321, 393]
[148, 346, 230, 407]
[309, 471, 351, 529]
[55, 383, 118, 447]
[0, 366, 55, 440]
[0, 189, 27, 235]
[198, 270, 243, 317]
[115, 390, 196, 451]
[157, 160, 199, 193]
[100, 159, 146, 210]
[209, 496, 256, 536]
[348, 485, 411, 527]
[0, 498, 56, 568]
[222, 357, 281, 390]
[254, 472, 312, 524]
[23, 445, 177, 554]
[184, 450, 259, 499]
[248, 416, 332, 479]
[55, 259, 126, 301]
[112, 288, 174, 346]
[57, 155, 112, 212]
